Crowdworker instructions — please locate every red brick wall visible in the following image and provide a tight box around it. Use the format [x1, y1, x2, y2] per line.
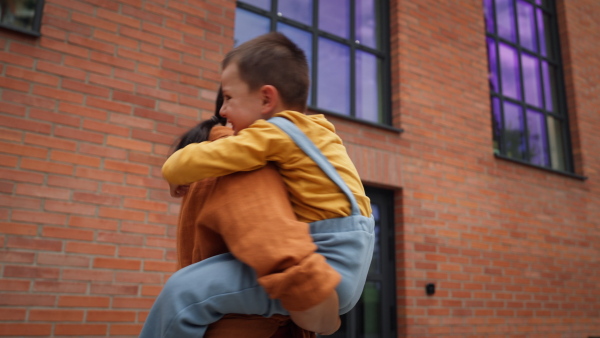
[389, 0, 600, 337]
[1, 0, 599, 337]
[0, 0, 235, 336]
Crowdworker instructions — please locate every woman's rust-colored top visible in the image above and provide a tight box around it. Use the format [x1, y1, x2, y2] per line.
[176, 127, 340, 337]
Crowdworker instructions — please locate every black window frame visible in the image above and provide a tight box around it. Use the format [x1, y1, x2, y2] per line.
[236, 0, 393, 127]
[324, 187, 396, 338]
[484, 0, 577, 176]
[0, 0, 45, 37]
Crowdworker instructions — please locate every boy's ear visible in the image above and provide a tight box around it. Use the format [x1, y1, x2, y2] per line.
[259, 85, 280, 116]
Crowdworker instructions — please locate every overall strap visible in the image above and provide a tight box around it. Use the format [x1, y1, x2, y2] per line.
[268, 117, 361, 216]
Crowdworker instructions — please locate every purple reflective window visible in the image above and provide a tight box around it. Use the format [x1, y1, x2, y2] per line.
[317, 38, 350, 116]
[239, 0, 271, 11]
[517, 0, 537, 52]
[355, 0, 377, 49]
[278, 0, 313, 26]
[541, 61, 557, 112]
[277, 22, 313, 103]
[492, 97, 502, 152]
[234, 8, 270, 47]
[526, 109, 549, 166]
[484, 0, 495, 33]
[537, 10, 554, 59]
[496, 0, 516, 42]
[487, 37, 498, 92]
[355, 50, 381, 122]
[499, 43, 521, 100]
[503, 101, 525, 160]
[483, 0, 567, 170]
[521, 52, 542, 108]
[319, 0, 350, 39]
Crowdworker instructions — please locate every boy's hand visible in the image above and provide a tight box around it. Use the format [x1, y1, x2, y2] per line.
[289, 291, 341, 335]
[169, 183, 189, 197]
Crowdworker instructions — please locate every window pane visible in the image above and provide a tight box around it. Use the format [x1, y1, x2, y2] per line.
[0, 0, 39, 31]
[517, 0, 537, 52]
[277, 23, 313, 104]
[499, 43, 521, 100]
[356, 51, 382, 123]
[521, 52, 542, 108]
[492, 97, 502, 153]
[234, 8, 270, 47]
[484, 0, 495, 33]
[239, 0, 271, 11]
[278, 0, 313, 26]
[317, 37, 350, 115]
[277, 23, 313, 70]
[355, 0, 378, 49]
[526, 109, 549, 166]
[541, 61, 557, 112]
[487, 38, 498, 92]
[361, 281, 382, 337]
[538, 9, 555, 59]
[503, 101, 525, 160]
[547, 116, 565, 171]
[495, 0, 516, 43]
[369, 204, 381, 274]
[319, 0, 349, 39]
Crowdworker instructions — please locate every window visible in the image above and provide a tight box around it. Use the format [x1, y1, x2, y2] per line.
[322, 188, 396, 338]
[0, 0, 44, 36]
[235, 0, 390, 125]
[483, 0, 572, 172]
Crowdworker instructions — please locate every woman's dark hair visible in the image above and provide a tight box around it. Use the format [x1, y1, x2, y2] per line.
[173, 87, 227, 153]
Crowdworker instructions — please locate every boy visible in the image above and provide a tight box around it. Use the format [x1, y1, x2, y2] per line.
[161, 32, 374, 336]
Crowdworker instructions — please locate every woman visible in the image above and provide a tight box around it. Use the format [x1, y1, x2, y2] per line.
[140, 90, 340, 338]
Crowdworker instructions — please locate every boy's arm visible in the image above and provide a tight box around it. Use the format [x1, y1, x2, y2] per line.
[162, 122, 289, 186]
[205, 164, 341, 315]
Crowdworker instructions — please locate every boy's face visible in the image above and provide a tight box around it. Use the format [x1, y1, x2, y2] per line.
[220, 63, 264, 134]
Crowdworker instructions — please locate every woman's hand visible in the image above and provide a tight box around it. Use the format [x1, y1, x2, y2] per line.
[169, 183, 189, 197]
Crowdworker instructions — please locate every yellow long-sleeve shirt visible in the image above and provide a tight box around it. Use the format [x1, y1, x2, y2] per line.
[163, 110, 371, 223]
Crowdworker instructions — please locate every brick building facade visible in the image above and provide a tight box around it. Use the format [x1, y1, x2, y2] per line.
[0, 0, 598, 337]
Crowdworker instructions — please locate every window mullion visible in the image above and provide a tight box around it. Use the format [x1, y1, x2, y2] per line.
[499, 94, 555, 117]
[350, 0, 356, 118]
[33, 0, 46, 33]
[380, 0, 391, 125]
[490, 0, 506, 156]
[532, 2, 553, 167]
[494, 35, 557, 66]
[512, 0, 531, 162]
[311, 0, 319, 108]
[270, 0, 278, 31]
[549, 0, 573, 172]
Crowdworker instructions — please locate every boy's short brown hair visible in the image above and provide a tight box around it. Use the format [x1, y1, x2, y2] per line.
[223, 32, 309, 112]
